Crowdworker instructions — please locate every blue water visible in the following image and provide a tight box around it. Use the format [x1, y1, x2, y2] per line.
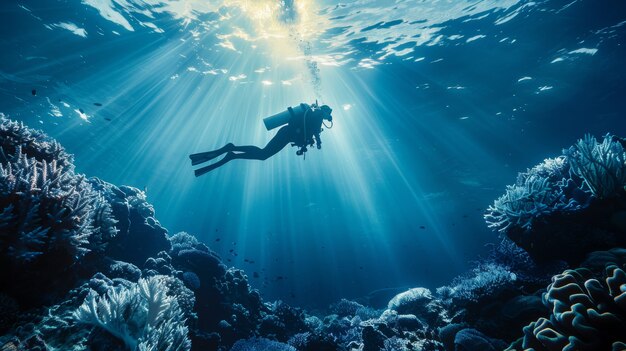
[1, 0, 625, 309]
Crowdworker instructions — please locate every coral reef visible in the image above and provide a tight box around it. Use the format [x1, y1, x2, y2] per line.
[4, 119, 626, 351]
[507, 265, 626, 351]
[0, 119, 117, 308]
[0, 117, 73, 169]
[484, 156, 583, 233]
[445, 262, 518, 304]
[485, 134, 626, 263]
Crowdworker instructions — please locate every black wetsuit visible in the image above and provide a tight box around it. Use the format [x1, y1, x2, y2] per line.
[192, 107, 325, 176]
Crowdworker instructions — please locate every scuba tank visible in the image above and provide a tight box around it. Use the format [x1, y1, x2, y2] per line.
[263, 103, 310, 131]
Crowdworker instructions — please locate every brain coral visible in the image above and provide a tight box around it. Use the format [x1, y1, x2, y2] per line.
[507, 265, 626, 351]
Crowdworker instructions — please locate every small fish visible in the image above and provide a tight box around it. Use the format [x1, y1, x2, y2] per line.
[104, 117, 112, 121]
[215, 238, 220, 242]
[227, 258, 231, 262]
[229, 249, 234, 253]
[31, 89, 37, 96]
[79, 108, 85, 114]
[276, 276, 284, 280]
[253, 272, 259, 278]
[419, 225, 426, 229]
[359, 266, 364, 270]
[94, 102, 102, 106]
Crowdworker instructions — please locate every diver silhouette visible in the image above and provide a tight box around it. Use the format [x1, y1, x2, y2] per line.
[190, 103, 333, 176]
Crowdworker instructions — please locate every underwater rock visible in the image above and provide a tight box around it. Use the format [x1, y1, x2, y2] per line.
[144, 251, 180, 277]
[190, 332, 220, 351]
[507, 265, 626, 351]
[188, 265, 266, 348]
[493, 295, 547, 340]
[174, 248, 226, 280]
[182, 271, 201, 290]
[485, 134, 626, 263]
[259, 301, 308, 341]
[582, 248, 626, 271]
[396, 314, 424, 331]
[330, 299, 367, 318]
[361, 325, 386, 351]
[84, 327, 127, 351]
[0, 293, 19, 334]
[0, 279, 95, 351]
[230, 337, 296, 351]
[287, 332, 310, 349]
[438, 323, 468, 351]
[382, 336, 409, 350]
[93, 179, 171, 266]
[103, 259, 142, 281]
[454, 328, 507, 351]
[388, 287, 442, 326]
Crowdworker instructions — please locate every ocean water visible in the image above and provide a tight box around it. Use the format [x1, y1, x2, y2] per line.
[1, 0, 625, 310]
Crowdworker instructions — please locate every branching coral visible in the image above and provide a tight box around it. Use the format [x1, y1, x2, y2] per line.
[73, 275, 191, 351]
[487, 135, 626, 234]
[507, 266, 626, 351]
[446, 262, 518, 304]
[565, 134, 626, 199]
[0, 117, 117, 307]
[0, 117, 73, 169]
[485, 157, 581, 233]
[485, 134, 626, 262]
[0, 146, 116, 263]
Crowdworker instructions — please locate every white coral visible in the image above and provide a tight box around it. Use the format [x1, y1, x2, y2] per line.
[73, 276, 191, 351]
[566, 134, 626, 199]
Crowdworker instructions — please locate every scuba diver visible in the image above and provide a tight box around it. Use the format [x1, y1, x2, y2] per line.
[190, 102, 333, 177]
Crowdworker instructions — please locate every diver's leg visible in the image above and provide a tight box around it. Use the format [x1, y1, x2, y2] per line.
[230, 127, 291, 160]
[193, 127, 292, 176]
[189, 143, 234, 165]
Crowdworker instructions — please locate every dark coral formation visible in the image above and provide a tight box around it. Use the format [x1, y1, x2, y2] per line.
[485, 134, 626, 263]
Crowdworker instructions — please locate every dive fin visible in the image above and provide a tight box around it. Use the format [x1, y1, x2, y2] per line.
[189, 143, 234, 165]
[189, 150, 224, 165]
[194, 152, 234, 177]
[194, 165, 215, 177]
